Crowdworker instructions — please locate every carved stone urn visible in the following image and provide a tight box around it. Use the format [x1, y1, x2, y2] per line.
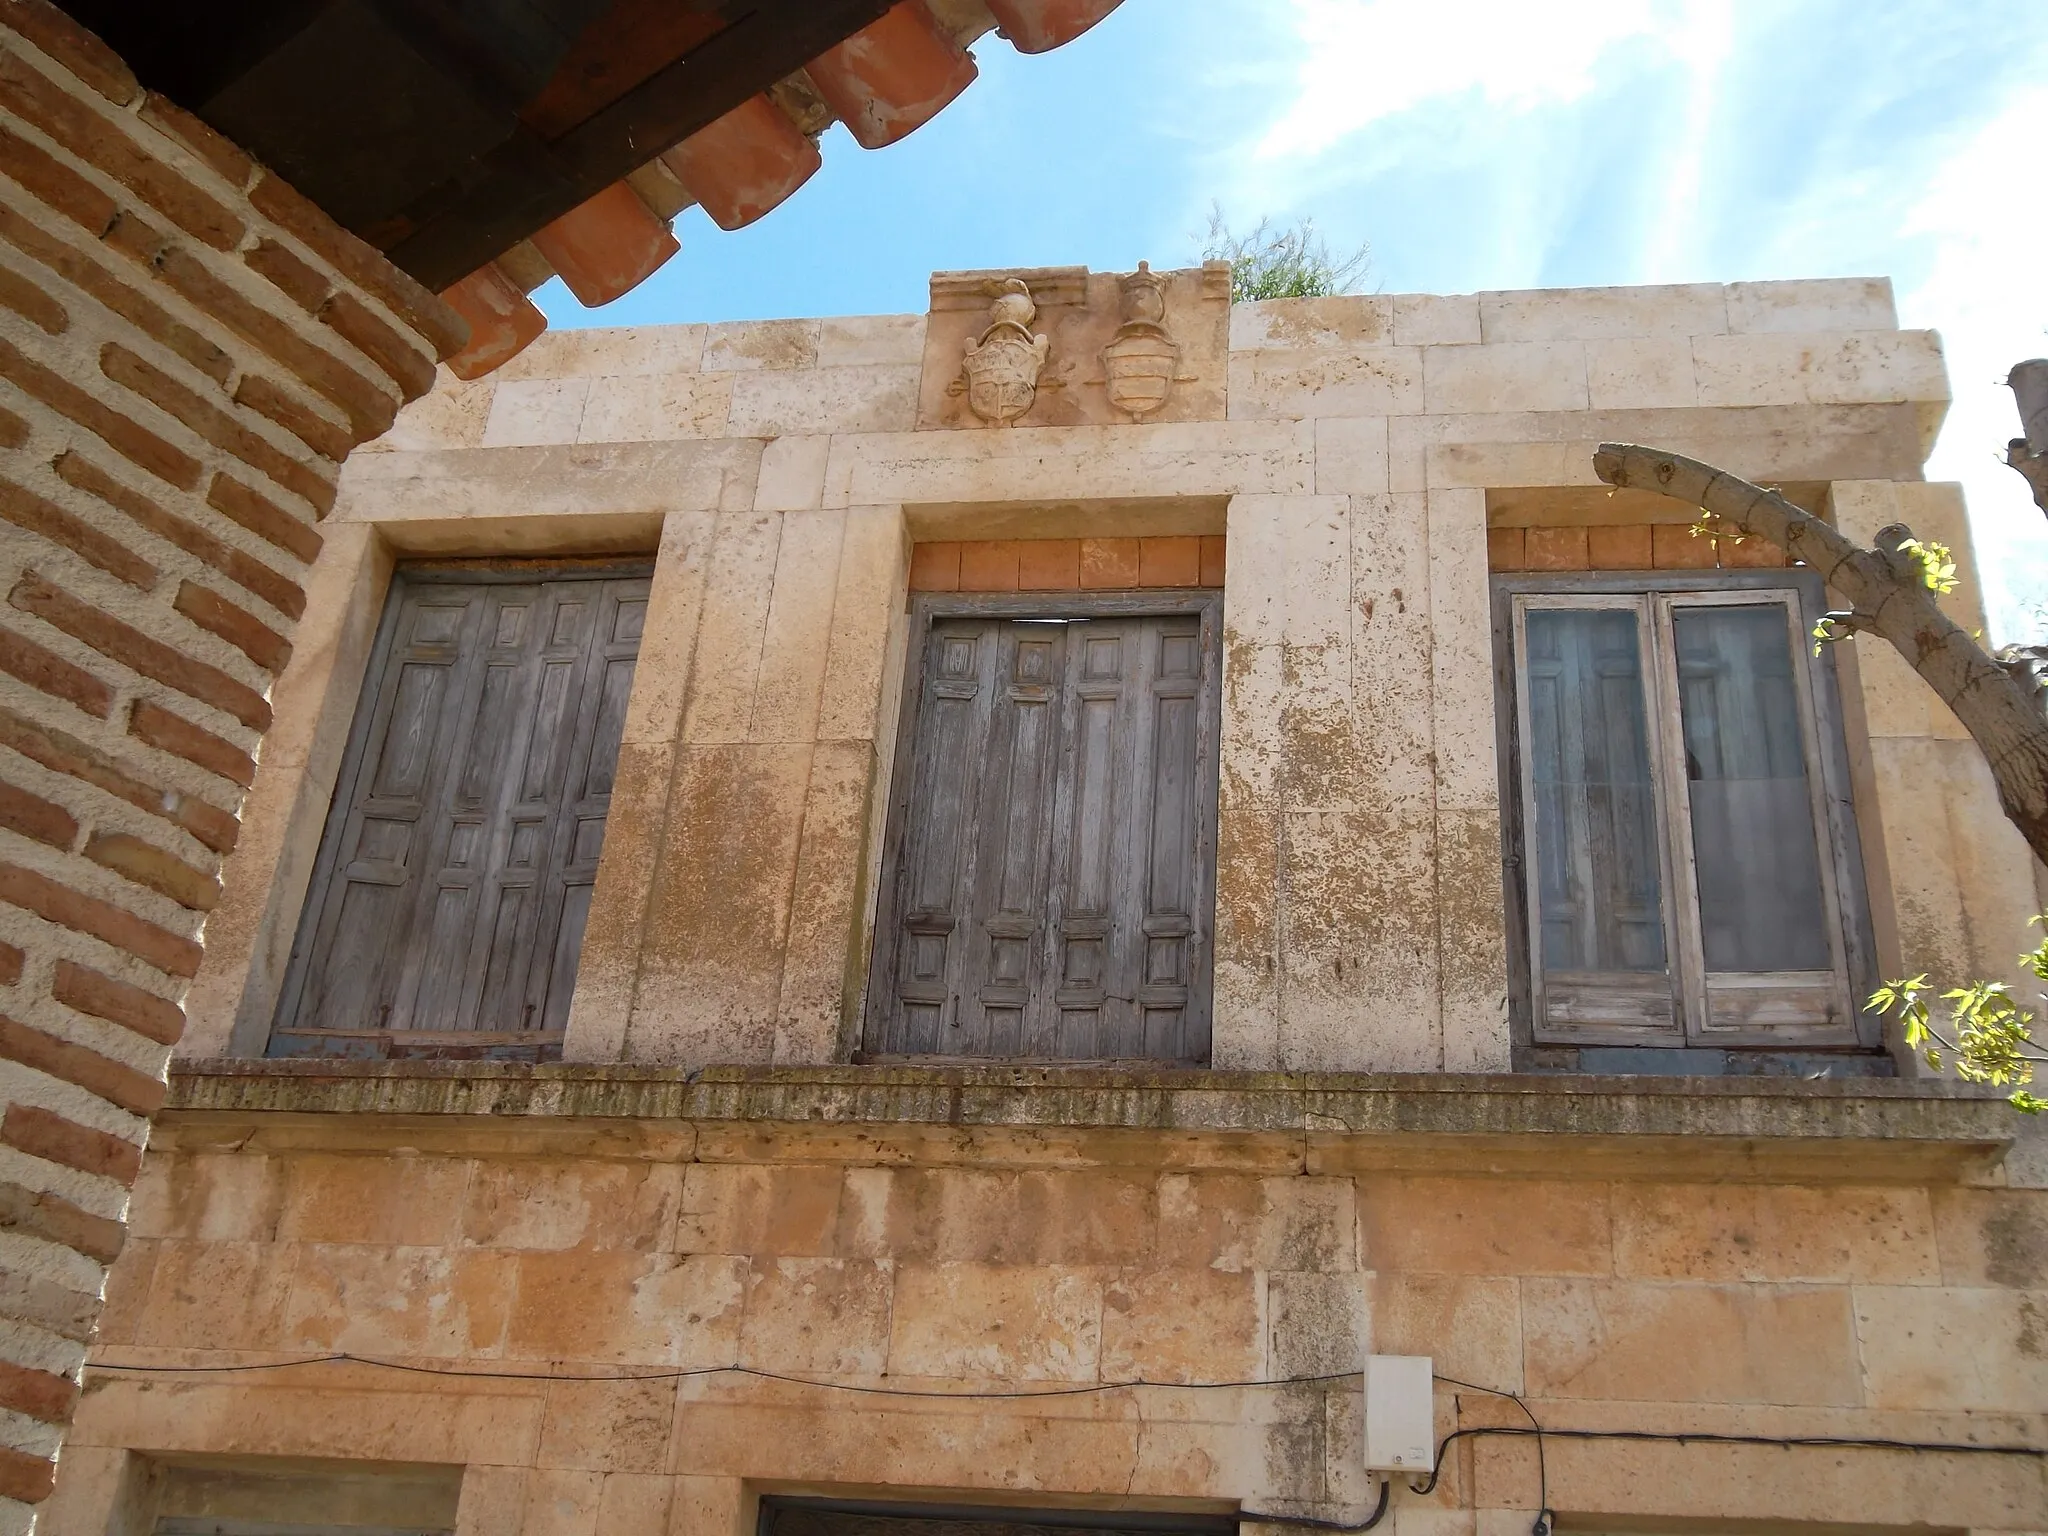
[1100, 262, 1180, 419]
[958, 277, 1051, 425]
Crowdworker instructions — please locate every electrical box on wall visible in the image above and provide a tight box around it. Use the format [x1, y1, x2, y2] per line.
[1364, 1355, 1434, 1473]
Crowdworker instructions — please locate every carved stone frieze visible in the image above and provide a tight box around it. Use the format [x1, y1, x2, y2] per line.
[917, 260, 1229, 430]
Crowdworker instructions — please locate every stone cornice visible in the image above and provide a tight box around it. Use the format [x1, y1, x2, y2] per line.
[158, 1061, 2016, 1183]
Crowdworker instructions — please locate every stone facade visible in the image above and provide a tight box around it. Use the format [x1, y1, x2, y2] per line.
[31, 252, 2048, 1529]
[0, 8, 465, 1527]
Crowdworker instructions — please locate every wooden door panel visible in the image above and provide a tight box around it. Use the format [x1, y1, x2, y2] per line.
[875, 621, 998, 1055]
[869, 599, 1219, 1064]
[1136, 621, 1205, 1058]
[291, 584, 489, 1037]
[273, 569, 650, 1059]
[1045, 620, 1138, 1059]
[962, 624, 1064, 1055]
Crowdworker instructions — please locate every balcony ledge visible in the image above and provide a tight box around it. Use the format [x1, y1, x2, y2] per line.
[158, 1059, 2018, 1184]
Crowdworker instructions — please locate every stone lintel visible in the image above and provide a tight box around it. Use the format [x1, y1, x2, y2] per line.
[157, 1061, 2014, 1183]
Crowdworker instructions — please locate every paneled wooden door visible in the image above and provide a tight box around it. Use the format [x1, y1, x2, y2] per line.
[270, 564, 650, 1058]
[865, 593, 1222, 1063]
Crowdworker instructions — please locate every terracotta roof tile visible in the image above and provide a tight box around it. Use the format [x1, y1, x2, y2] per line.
[440, 0, 1123, 379]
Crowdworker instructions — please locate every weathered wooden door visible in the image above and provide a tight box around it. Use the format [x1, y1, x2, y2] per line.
[271, 567, 649, 1058]
[866, 597, 1221, 1062]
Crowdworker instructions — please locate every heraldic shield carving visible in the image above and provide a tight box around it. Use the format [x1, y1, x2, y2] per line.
[1100, 261, 1183, 420]
[957, 277, 1052, 425]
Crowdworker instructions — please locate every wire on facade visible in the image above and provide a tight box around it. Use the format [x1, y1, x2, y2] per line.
[85, 1355, 2048, 1466]
[85, 1351, 2046, 1536]
[1428, 1374, 1551, 1536]
[1239, 1477, 1391, 1532]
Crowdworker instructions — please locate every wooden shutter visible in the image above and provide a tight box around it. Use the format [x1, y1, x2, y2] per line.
[866, 598, 1219, 1063]
[271, 568, 649, 1058]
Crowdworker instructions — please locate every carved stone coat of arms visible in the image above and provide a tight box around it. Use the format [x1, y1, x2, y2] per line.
[957, 277, 1052, 425]
[1100, 261, 1184, 420]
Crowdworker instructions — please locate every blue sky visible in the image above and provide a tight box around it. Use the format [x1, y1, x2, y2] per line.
[536, 0, 2048, 636]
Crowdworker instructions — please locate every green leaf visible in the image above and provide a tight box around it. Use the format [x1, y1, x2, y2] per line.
[1897, 537, 1960, 595]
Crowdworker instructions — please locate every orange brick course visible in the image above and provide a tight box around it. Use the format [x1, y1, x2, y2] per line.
[911, 536, 1228, 593]
[1488, 521, 1790, 572]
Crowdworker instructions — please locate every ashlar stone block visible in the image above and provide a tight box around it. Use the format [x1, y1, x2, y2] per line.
[284, 1243, 518, 1357]
[482, 378, 589, 447]
[753, 435, 831, 512]
[1522, 1278, 1862, 1405]
[1357, 1176, 1611, 1278]
[1370, 1272, 1523, 1394]
[740, 1256, 893, 1375]
[627, 742, 813, 1066]
[1392, 293, 1482, 347]
[495, 324, 706, 380]
[1854, 1284, 2048, 1411]
[1101, 1267, 1264, 1384]
[1231, 295, 1394, 351]
[1611, 1183, 1939, 1284]
[1266, 1270, 1365, 1377]
[818, 313, 925, 368]
[1585, 336, 1699, 410]
[1423, 342, 1589, 415]
[1313, 416, 1389, 495]
[1477, 283, 1727, 342]
[887, 1262, 1102, 1381]
[727, 365, 919, 437]
[537, 1376, 677, 1472]
[701, 319, 821, 372]
[577, 373, 732, 443]
[505, 1251, 745, 1366]
[1929, 1187, 2048, 1289]
[1228, 344, 1424, 421]
[276, 1152, 468, 1245]
[1726, 277, 1896, 335]
[458, 1159, 680, 1252]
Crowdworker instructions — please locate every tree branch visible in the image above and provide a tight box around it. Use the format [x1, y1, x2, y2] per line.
[2011, 361, 2048, 519]
[1592, 443, 2048, 867]
[2009, 438, 2048, 519]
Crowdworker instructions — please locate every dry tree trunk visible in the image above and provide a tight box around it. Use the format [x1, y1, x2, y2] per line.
[1593, 443, 2048, 866]
[2011, 360, 2048, 517]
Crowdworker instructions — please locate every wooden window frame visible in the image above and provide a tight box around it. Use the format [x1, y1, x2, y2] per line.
[268, 556, 654, 1060]
[862, 588, 1225, 1064]
[1492, 569, 1881, 1053]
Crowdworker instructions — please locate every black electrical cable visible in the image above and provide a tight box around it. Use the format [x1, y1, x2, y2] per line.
[1432, 1373, 1552, 1536]
[1407, 1423, 2047, 1493]
[84, 1354, 1365, 1398]
[1239, 1477, 1390, 1532]
[84, 1351, 2046, 1536]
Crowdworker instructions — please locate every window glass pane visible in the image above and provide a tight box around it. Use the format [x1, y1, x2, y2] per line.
[1524, 608, 1667, 973]
[1671, 603, 1830, 972]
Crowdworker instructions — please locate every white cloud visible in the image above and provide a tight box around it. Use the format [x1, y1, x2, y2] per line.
[1255, 0, 1670, 158]
[1902, 86, 2048, 638]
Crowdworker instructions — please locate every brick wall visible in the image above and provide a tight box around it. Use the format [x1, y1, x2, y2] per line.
[908, 535, 1227, 592]
[0, 5, 463, 1526]
[1487, 521, 1791, 571]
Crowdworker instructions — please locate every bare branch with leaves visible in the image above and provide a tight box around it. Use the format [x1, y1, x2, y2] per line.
[2008, 359, 2048, 518]
[1592, 443, 2048, 867]
[1593, 437, 2048, 1108]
